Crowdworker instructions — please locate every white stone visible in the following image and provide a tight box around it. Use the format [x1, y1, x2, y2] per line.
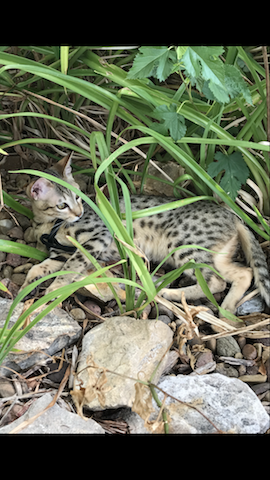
[0, 393, 105, 434]
[155, 373, 270, 434]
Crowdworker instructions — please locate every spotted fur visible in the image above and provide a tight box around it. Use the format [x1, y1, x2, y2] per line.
[22, 155, 270, 314]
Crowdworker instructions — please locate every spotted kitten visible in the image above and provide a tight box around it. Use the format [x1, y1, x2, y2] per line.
[22, 154, 270, 314]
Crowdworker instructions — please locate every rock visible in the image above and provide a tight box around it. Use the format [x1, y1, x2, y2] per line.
[237, 295, 265, 315]
[154, 373, 270, 434]
[251, 382, 270, 396]
[237, 336, 246, 349]
[149, 303, 175, 321]
[0, 378, 16, 398]
[70, 308, 86, 321]
[205, 338, 216, 353]
[0, 219, 14, 234]
[11, 273, 26, 286]
[242, 344, 257, 360]
[157, 315, 171, 325]
[0, 298, 81, 375]
[6, 253, 25, 268]
[195, 351, 213, 369]
[7, 226, 24, 240]
[83, 300, 101, 319]
[73, 316, 173, 411]
[215, 362, 239, 378]
[216, 336, 241, 357]
[0, 393, 105, 434]
[0, 251, 6, 263]
[2, 265, 13, 279]
[121, 410, 149, 434]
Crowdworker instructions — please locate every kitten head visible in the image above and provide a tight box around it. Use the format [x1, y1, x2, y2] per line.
[27, 153, 84, 223]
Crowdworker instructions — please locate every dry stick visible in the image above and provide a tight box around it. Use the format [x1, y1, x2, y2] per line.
[262, 46, 270, 144]
[201, 317, 270, 341]
[9, 364, 71, 434]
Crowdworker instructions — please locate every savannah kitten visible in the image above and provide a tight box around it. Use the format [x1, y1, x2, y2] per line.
[22, 154, 270, 314]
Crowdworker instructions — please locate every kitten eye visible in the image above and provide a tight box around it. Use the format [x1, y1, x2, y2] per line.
[76, 195, 80, 201]
[57, 202, 68, 210]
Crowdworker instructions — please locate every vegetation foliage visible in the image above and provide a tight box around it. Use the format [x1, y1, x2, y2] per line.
[0, 45, 269, 361]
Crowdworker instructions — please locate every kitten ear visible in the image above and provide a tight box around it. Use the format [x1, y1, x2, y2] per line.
[54, 152, 74, 179]
[29, 178, 53, 200]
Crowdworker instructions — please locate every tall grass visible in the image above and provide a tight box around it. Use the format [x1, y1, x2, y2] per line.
[0, 46, 269, 363]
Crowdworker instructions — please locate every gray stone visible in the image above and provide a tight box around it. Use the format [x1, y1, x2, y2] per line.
[0, 298, 81, 375]
[155, 373, 270, 434]
[216, 336, 241, 357]
[73, 316, 173, 410]
[237, 294, 265, 315]
[215, 362, 239, 378]
[0, 393, 105, 434]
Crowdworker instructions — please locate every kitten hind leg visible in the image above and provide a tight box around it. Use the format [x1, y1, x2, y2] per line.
[159, 274, 226, 303]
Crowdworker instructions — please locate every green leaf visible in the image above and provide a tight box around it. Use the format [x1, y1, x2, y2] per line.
[223, 64, 253, 105]
[151, 103, 187, 141]
[127, 46, 177, 82]
[202, 64, 253, 105]
[182, 46, 225, 97]
[207, 151, 250, 200]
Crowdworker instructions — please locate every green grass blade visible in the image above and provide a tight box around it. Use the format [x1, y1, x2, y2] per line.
[0, 238, 47, 261]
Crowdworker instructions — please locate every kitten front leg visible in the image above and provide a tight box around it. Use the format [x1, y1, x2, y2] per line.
[20, 251, 69, 292]
[46, 237, 112, 294]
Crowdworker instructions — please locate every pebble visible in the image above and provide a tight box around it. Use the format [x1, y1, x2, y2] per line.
[238, 365, 246, 376]
[11, 273, 26, 286]
[2, 266, 13, 279]
[149, 303, 174, 321]
[0, 251, 6, 264]
[242, 344, 257, 360]
[0, 219, 14, 234]
[195, 351, 213, 369]
[6, 253, 24, 268]
[237, 295, 265, 315]
[83, 300, 101, 319]
[0, 378, 16, 398]
[7, 226, 24, 239]
[205, 337, 216, 353]
[237, 336, 246, 349]
[157, 315, 171, 325]
[216, 336, 241, 357]
[70, 308, 86, 321]
[215, 362, 239, 378]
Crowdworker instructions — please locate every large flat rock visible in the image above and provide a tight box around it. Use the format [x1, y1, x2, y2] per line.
[72, 316, 173, 411]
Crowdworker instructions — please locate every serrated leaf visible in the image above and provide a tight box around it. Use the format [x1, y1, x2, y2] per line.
[151, 103, 187, 141]
[182, 46, 225, 94]
[202, 64, 253, 105]
[127, 46, 176, 82]
[207, 151, 250, 200]
[224, 64, 253, 105]
[176, 46, 188, 60]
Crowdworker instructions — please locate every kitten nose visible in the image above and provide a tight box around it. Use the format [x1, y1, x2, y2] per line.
[74, 206, 83, 219]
